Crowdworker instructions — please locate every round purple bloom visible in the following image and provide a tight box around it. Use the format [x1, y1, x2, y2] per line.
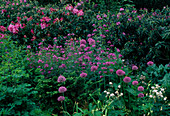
[147, 61, 154, 66]
[132, 81, 138, 86]
[58, 86, 67, 93]
[116, 69, 125, 76]
[89, 39, 95, 45]
[138, 93, 144, 98]
[138, 86, 144, 91]
[57, 96, 65, 101]
[80, 39, 86, 45]
[123, 77, 131, 83]
[80, 72, 87, 78]
[80, 44, 86, 48]
[132, 65, 138, 70]
[57, 75, 66, 83]
[91, 66, 98, 72]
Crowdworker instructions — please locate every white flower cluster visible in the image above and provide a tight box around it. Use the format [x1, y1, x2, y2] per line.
[104, 84, 123, 99]
[147, 84, 167, 101]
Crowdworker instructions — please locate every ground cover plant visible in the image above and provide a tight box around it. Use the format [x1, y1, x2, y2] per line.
[0, 0, 170, 116]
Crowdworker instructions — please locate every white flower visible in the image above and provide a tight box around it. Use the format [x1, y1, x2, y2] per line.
[110, 93, 115, 97]
[164, 97, 167, 101]
[106, 92, 110, 95]
[115, 91, 119, 94]
[109, 82, 113, 85]
[161, 88, 164, 91]
[151, 86, 155, 89]
[118, 85, 121, 88]
[160, 95, 163, 97]
[153, 90, 158, 93]
[104, 90, 107, 93]
[120, 93, 123, 96]
[149, 95, 153, 98]
[122, 59, 125, 62]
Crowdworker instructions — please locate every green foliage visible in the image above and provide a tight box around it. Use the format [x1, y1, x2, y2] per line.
[91, 7, 170, 67]
[131, 0, 170, 11]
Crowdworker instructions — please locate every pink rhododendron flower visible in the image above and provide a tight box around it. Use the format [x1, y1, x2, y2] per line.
[72, 8, 79, 14]
[116, 22, 121, 25]
[40, 23, 46, 29]
[77, 9, 84, 16]
[0, 33, 5, 39]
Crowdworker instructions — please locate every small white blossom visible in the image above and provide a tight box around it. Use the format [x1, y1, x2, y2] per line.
[106, 92, 110, 95]
[120, 93, 123, 96]
[115, 91, 119, 94]
[109, 82, 113, 85]
[118, 85, 121, 88]
[151, 86, 155, 89]
[164, 97, 167, 101]
[161, 88, 164, 91]
[149, 95, 153, 98]
[110, 93, 115, 97]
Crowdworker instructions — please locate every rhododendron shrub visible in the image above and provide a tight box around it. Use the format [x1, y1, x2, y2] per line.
[90, 6, 170, 67]
[0, 0, 96, 50]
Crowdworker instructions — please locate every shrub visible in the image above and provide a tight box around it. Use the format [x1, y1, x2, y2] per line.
[89, 7, 170, 67]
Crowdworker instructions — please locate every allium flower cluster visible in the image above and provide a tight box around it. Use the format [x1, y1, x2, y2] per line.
[91, 66, 98, 72]
[132, 65, 138, 70]
[147, 61, 154, 66]
[138, 86, 144, 91]
[80, 72, 87, 78]
[57, 75, 66, 83]
[132, 81, 138, 86]
[58, 86, 67, 93]
[57, 96, 65, 101]
[123, 77, 131, 83]
[116, 69, 125, 76]
[138, 93, 144, 98]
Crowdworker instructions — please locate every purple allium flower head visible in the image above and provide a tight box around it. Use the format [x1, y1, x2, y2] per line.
[91, 66, 98, 72]
[116, 69, 125, 76]
[109, 69, 114, 73]
[138, 86, 144, 91]
[57, 96, 65, 101]
[132, 65, 138, 70]
[138, 93, 144, 98]
[89, 39, 95, 45]
[80, 72, 87, 78]
[123, 77, 131, 83]
[57, 75, 66, 83]
[80, 39, 86, 45]
[132, 81, 138, 85]
[80, 44, 86, 48]
[147, 61, 154, 66]
[58, 86, 67, 93]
